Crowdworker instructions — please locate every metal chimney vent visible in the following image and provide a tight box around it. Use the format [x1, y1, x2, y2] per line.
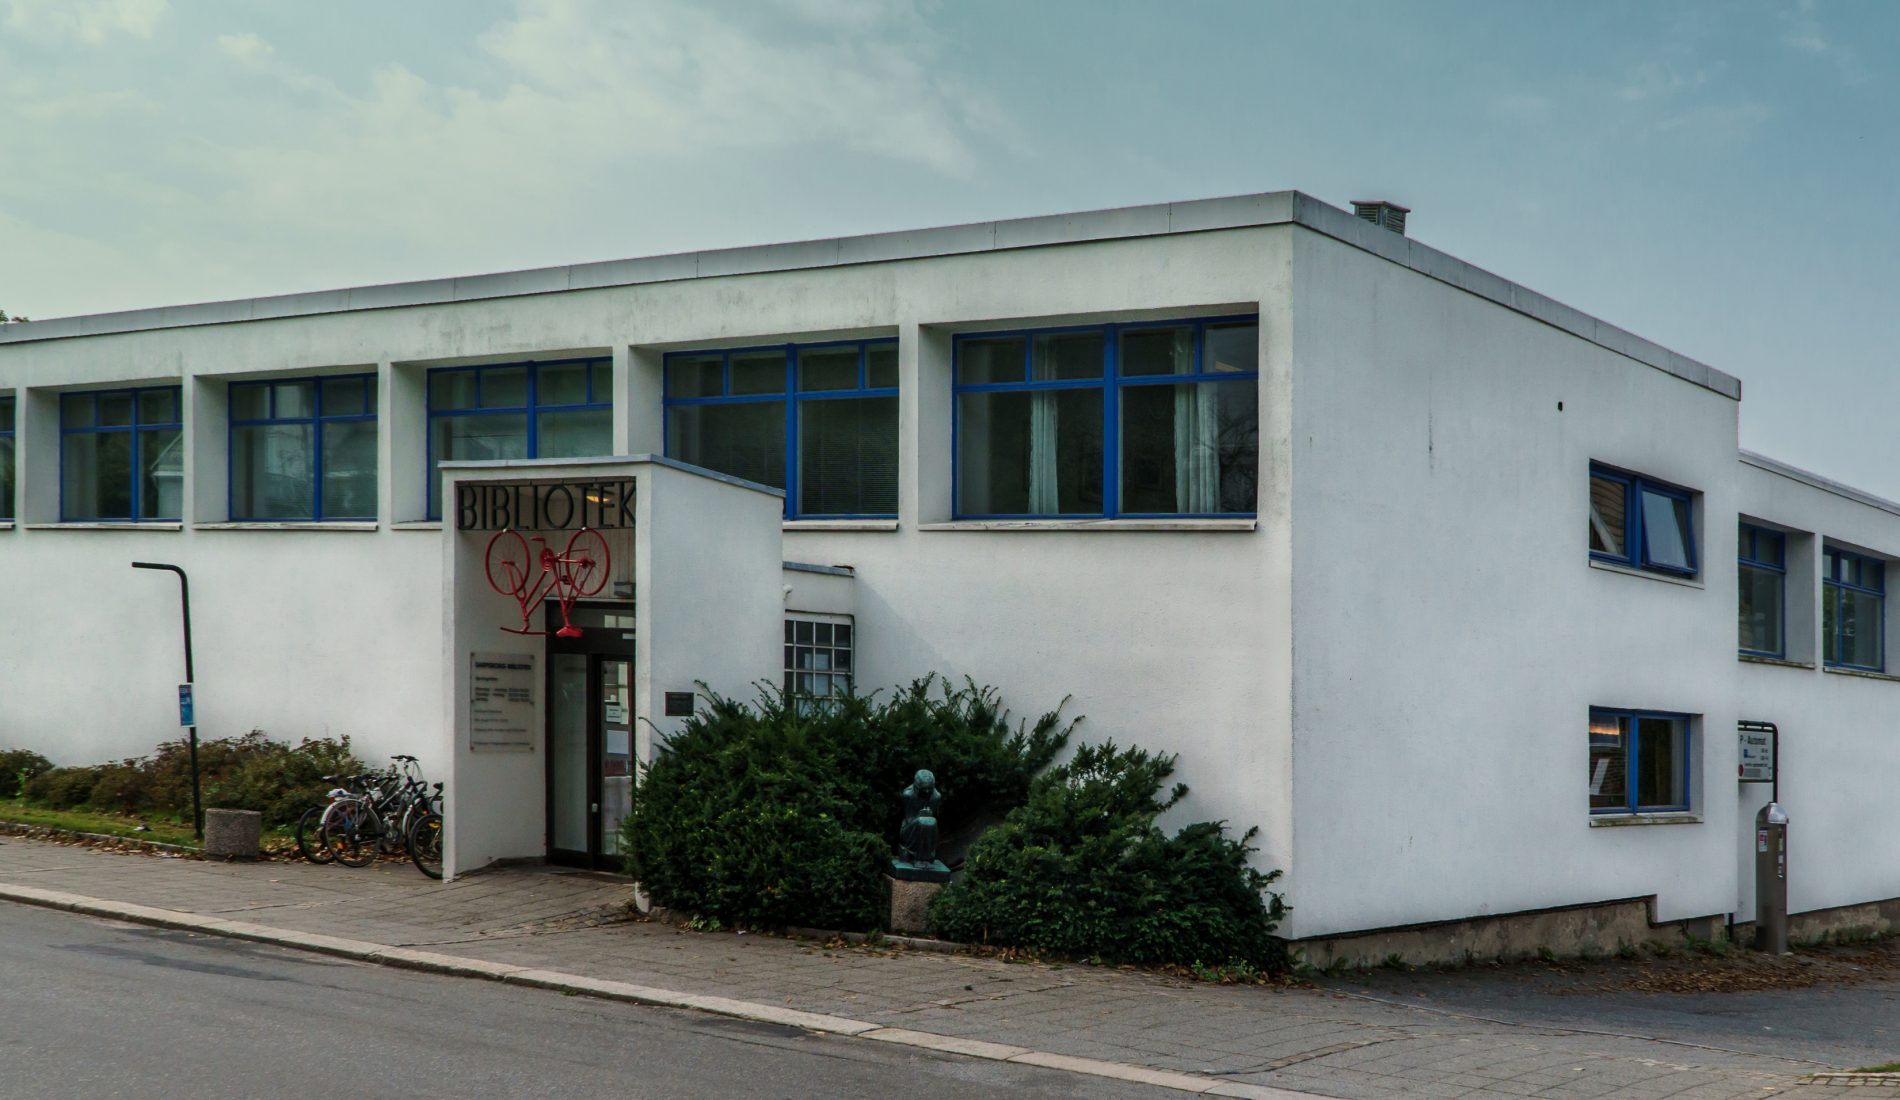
[1351, 200, 1409, 235]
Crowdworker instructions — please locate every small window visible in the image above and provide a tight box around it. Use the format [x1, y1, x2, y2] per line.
[0, 395, 13, 522]
[1824, 546, 1885, 671]
[230, 374, 378, 520]
[61, 386, 183, 521]
[1738, 524, 1785, 658]
[664, 340, 897, 519]
[425, 359, 612, 519]
[1588, 464, 1697, 576]
[784, 614, 854, 711]
[1589, 708, 1691, 814]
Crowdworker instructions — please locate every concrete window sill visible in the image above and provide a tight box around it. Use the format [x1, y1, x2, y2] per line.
[1587, 558, 1704, 589]
[1589, 813, 1701, 827]
[1824, 665, 1900, 684]
[919, 518, 1257, 533]
[391, 521, 443, 532]
[784, 520, 899, 532]
[194, 522, 379, 533]
[23, 522, 184, 532]
[1739, 654, 1816, 671]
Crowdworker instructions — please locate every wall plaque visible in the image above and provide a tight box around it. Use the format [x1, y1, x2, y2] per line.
[470, 652, 537, 752]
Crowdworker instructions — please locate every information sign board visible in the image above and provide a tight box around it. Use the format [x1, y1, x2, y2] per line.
[1739, 725, 1775, 783]
[470, 653, 536, 752]
[178, 683, 194, 727]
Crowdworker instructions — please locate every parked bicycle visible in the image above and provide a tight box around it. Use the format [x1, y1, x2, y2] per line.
[301, 755, 444, 879]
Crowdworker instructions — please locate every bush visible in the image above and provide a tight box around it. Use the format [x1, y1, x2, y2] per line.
[622, 677, 1071, 931]
[0, 749, 53, 798]
[929, 740, 1288, 971]
[24, 765, 104, 810]
[14, 732, 363, 828]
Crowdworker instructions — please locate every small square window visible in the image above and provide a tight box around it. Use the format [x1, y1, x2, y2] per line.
[1589, 708, 1691, 814]
[1589, 464, 1696, 577]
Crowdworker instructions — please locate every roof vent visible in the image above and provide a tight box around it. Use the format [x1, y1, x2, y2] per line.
[1351, 200, 1409, 235]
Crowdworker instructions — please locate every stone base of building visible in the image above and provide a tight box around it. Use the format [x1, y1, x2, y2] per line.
[1289, 897, 1724, 970]
[1293, 892, 1900, 970]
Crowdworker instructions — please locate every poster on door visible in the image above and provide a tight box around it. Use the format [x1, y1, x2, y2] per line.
[470, 652, 537, 752]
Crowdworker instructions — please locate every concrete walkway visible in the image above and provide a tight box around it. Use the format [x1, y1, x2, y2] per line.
[0, 836, 1887, 1099]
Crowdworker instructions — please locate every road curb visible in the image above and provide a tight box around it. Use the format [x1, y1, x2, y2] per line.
[0, 882, 1318, 1099]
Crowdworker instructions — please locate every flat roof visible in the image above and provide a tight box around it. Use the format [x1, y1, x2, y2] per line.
[0, 190, 1739, 400]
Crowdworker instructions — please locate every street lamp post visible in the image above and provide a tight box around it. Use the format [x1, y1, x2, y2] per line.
[131, 561, 202, 840]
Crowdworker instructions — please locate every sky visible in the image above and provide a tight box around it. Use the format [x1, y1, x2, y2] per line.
[3, 0, 1898, 493]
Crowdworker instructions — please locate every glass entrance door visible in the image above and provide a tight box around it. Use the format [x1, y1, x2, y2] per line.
[545, 606, 637, 869]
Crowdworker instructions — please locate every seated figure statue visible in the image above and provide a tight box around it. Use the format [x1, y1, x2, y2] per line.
[898, 769, 940, 865]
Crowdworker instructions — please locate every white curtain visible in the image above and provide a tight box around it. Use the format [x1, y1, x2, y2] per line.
[1174, 383, 1220, 513]
[1028, 391, 1060, 514]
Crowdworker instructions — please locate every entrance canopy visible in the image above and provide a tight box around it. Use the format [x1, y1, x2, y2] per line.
[438, 455, 785, 878]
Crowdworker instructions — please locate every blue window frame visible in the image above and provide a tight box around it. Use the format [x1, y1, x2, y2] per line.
[1588, 464, 1697, 576]
[229, 375, 378, 520]
[1738, 524, 1785, 658]
[663, 339, 897, 519]
[425, 358, 612, 519]
[1823, 546, 1885, 671]
[952, 316, 1258, 519]
[60, 386, 183, 521]
[1589, 708, 1692, 814]
[0, 395, 13, 522]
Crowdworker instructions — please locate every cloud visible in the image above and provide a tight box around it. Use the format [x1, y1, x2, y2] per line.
[4, 0, 167, 46]
[204, 0, 1012, 247]
[216, 31, 273, 69]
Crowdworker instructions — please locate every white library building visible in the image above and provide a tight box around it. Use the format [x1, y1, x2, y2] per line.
[3, 190, 1897, 959]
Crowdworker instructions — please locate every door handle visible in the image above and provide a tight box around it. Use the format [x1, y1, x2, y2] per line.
[591, 803, 599, 812]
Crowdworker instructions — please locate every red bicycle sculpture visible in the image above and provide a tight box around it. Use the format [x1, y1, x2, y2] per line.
[483, 527, 611, 637]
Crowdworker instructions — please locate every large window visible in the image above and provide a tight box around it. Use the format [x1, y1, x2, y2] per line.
[0, 395, 13, 521]
[784, 614, 854, 710]
[61, 387, 183, 521]
[426, 359, 612, 518]
[954, 317, 1257, 518]
[1738, 524, 1785, 658]
[1824, 546, 1885, 671]
[230, 375, 377, 520]
[1588, 464, 1696, 577]
[1589, 708, 1691, 814]
[664, 340, 897, 518]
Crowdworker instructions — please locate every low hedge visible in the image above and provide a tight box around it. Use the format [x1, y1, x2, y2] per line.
[929, 740, 1289, 971]
[13, 732, 363, 829]
[622, 677, 1072, 930]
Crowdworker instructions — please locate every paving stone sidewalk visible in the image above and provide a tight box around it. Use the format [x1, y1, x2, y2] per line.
[0, 836, 1886, 1099]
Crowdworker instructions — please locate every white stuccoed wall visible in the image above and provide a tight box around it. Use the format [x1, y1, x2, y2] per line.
[1283, 227, 1743, 938]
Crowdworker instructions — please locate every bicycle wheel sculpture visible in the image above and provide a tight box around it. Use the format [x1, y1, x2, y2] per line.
[483, 526, 612, 637]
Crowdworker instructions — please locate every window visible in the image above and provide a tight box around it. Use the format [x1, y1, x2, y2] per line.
[230, 375, 377, 520]
[664, 340, 897, 518]
[1738, 524, 1785, 657]
[954, 317, 1258, 518]
[1588, 465, 1696, 576]
[1589, 708, 1691, 814]
[60, 386, 183, 521]
[426, 359, 612, 518]
[784, 615, 853, 710]
[1824, 546, 1885, 671]
[0, 395, 13, 521]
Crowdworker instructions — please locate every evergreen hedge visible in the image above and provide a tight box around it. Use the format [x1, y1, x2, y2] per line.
[621, 677, 1071, 930]
[929, 740, 1288, 971]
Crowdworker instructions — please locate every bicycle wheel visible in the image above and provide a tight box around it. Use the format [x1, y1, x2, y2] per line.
[407, 812, 443, 880]
[562, 528, 611, 597]
[484, 529, 532, 596]
[320, 802, 377, 868]
[295, 806, 335, 865]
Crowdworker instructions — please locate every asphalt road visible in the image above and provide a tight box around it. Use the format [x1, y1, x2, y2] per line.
[0, 903, 1173, 1100]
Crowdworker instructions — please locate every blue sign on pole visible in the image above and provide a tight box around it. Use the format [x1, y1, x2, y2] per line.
[178, 683, 194, 727]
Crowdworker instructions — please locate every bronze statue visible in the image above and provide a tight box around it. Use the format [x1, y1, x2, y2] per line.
[891, 768, 951, 882]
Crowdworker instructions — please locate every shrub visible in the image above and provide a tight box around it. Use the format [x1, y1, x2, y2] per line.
[0, 749, 53, 798]
[24, 765, 104, 810]
[929, 740, 1288, 971]
[204, 734, 361, 827]
[622, 677, 1071, 930]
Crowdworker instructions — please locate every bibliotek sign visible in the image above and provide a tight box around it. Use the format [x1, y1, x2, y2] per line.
[456, 480, 635, 533]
